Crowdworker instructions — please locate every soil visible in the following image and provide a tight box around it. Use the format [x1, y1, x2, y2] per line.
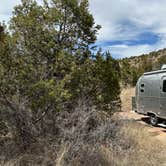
[118, 87, 166, 145]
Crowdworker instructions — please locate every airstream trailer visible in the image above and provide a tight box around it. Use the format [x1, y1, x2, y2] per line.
[134, 65, 166, 126]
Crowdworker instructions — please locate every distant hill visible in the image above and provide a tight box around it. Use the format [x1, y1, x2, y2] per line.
[119, 48, 166, 86]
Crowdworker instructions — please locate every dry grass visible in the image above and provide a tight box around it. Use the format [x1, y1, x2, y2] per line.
[54, 120, 166, 166]
[1, 98, 166, 166]
[1, 120, 166, 166]
[111, 121, 166, 166]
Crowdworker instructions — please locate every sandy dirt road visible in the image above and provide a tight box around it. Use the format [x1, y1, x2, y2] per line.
[119, 87, 166, 144]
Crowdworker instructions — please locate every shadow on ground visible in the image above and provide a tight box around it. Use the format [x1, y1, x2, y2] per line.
[140, 117, 166, 131]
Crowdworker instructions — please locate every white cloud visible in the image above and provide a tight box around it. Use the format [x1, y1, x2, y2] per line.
[89, 0, 166, 57]
[1, 0, 166, 58]
[0, 0, 43, 23]
[102, 38, 166, 58]
[0, 0, 21, 23]
[109, 44, 154, 58]
[89, 0, 166, 40]
[101, 44, 151, 58]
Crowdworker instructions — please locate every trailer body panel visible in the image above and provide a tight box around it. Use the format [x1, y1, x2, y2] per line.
[136, 69, 166, 120]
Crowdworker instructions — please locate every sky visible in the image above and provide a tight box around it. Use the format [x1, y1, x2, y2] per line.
[1, 0, 166, 58]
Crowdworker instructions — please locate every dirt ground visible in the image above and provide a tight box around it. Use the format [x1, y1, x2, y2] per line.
[118, 87, 166, 144]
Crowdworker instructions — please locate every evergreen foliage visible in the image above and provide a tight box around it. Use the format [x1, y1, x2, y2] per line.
[120, 49, 166, 86]
[0, 0, 120, 150]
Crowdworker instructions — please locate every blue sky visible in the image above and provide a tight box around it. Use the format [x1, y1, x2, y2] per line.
[89, 0, 166, 58]
[1, 0, 166, 58]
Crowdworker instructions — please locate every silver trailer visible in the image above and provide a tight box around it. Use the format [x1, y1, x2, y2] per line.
[135, 65, 166, 126]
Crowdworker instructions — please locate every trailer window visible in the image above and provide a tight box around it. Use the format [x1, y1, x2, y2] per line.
[140, 89, 144, 93]
[163, 80, 166, 92]
[141, 84, 144, 87]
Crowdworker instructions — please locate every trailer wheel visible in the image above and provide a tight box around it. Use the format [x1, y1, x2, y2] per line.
[149, 115, 158, 126]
